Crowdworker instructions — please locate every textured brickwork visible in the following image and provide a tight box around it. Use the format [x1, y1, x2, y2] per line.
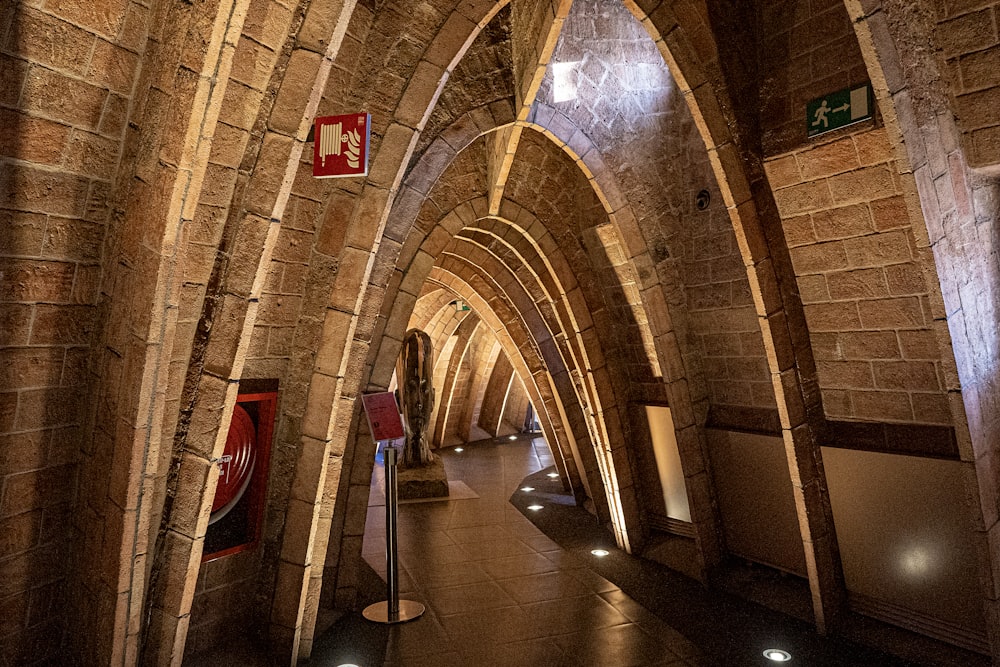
[414, 6, 514, 163]
[540, 0, 773, 416]
[758, 0, 871, 156]
[847, 0, 1000, 653]
[184, 550, 259, 658]
[933, 1, 1000, 170]
[0, 0, 141, 658]
[766, 128, 951, 425]
[7, 0, 1000, 662]
[478, 350, 515, 434]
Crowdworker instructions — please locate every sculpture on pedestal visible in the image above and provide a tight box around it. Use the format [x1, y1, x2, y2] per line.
[394, 328, 449, 498]
[396, 328, 435, 467]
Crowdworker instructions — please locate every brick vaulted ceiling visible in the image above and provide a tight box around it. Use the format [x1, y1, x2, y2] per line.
[5, 0, 1000, 664]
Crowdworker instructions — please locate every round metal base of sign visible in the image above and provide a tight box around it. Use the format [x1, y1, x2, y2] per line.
[362, 599, 425, 624]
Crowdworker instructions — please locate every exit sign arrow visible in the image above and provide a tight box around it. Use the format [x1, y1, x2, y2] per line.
[807, 83, 873, 137]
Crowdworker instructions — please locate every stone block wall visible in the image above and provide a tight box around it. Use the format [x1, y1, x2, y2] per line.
[541, 0, 775, 418]
[0, 0, 141, 658]
[500, 375, 531, 435]
[758, 0, 871, 156]
[752, 0, 952, 426]
[934, 0, 1000, 170]
[184, 550, 259, 658]
[766, 128, 951, 424]
[478, 351, 514, 436]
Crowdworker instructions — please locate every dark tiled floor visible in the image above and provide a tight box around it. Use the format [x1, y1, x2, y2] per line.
[357, 437, 707, 666]
[194, 434, 984, 665]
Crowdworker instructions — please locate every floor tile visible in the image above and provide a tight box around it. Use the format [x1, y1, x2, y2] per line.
[407, 559, 492, 590]
[460, 637, 569, 667]
[445, 524, 513, 544]
[397, 542, 468, 568]
[563, 563, 621, 593]
[521, 594, 631, 636]
[459, 536, 537, 561]
[496, 570, 594, 604]
[479, 551, 561, 579]
[383, 650, 465, 667]
[553, 622, 684, 666]
[310, 435, 938, 667]
[384, 614, 452, 660]
[438, 604, 549, 644]
[424, 580, 518, 616]
[518, 532, 561, 551]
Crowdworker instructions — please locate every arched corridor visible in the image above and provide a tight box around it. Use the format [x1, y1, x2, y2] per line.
[5, 0, 1000, 663]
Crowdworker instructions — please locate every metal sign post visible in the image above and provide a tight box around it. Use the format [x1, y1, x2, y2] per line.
[362, 445, 425, 623]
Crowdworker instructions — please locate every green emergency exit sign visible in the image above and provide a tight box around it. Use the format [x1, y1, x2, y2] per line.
[807, 83, 873, 137]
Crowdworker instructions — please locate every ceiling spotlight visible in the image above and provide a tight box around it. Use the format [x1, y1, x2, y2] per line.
[763, 649, 792, 662]
[454, 447, 464, 453]
[508, 435, 518, 440]
[527, 504, 543, 511]
[546, 472, 559, 478]
[521, 486, 534, 492]
[591, 549, 610, 557]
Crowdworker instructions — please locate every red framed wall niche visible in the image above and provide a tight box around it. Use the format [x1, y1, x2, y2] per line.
[202, 388, 277, 562]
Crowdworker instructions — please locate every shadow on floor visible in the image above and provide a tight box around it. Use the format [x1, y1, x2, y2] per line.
[192, 435, 988, 666]
[509, 464, 987, 667]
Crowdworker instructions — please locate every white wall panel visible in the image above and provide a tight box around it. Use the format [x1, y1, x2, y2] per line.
[823, 447, 985, 639]
[708, 429, 806, 575]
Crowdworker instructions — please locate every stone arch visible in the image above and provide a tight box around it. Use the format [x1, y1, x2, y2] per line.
[424, 265, 580, 483]
[256, 2, 518, 658]
[622, 0, 845, 631]
[364, 167, 647, 552]
[427, 310, 481, 447]
[384, 114, 719, 552]
[507, 116, 732, 574]
[844, 0, 1000, 657]
[438, 230, 607, 505]
[129, 0, 370, 660]
[374, 199, 611, 512]
[63, 0, 279, 662]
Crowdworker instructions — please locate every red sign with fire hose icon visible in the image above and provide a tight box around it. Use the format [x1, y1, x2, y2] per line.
[313, 113, 371, 178]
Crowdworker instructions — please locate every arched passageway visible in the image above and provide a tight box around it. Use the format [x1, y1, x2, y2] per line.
[3, 0, 1000, 663]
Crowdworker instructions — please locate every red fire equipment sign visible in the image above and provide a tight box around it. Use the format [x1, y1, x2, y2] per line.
[313, 113, 371, 178]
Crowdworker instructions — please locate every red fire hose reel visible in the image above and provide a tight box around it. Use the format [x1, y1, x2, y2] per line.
[210, 404, 257, 523]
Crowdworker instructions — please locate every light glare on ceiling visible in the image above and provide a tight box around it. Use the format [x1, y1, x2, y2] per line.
[552, 61, 579, 102]
[527, 504, 543, 511]
[591, 549, 610, 557]
[454, 447, 464, 452]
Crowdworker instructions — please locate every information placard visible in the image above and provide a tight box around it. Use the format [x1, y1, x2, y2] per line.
[361, 392, 404, 442]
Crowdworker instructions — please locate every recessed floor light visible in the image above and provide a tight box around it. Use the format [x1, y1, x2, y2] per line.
[521, 486, 534, 492]
[591, 549, 610, 557]
[527, 504, 543, 511]
[763, 649, 791, 662]
[546, 472, 559, 478]
[454, 447, 464, 452]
